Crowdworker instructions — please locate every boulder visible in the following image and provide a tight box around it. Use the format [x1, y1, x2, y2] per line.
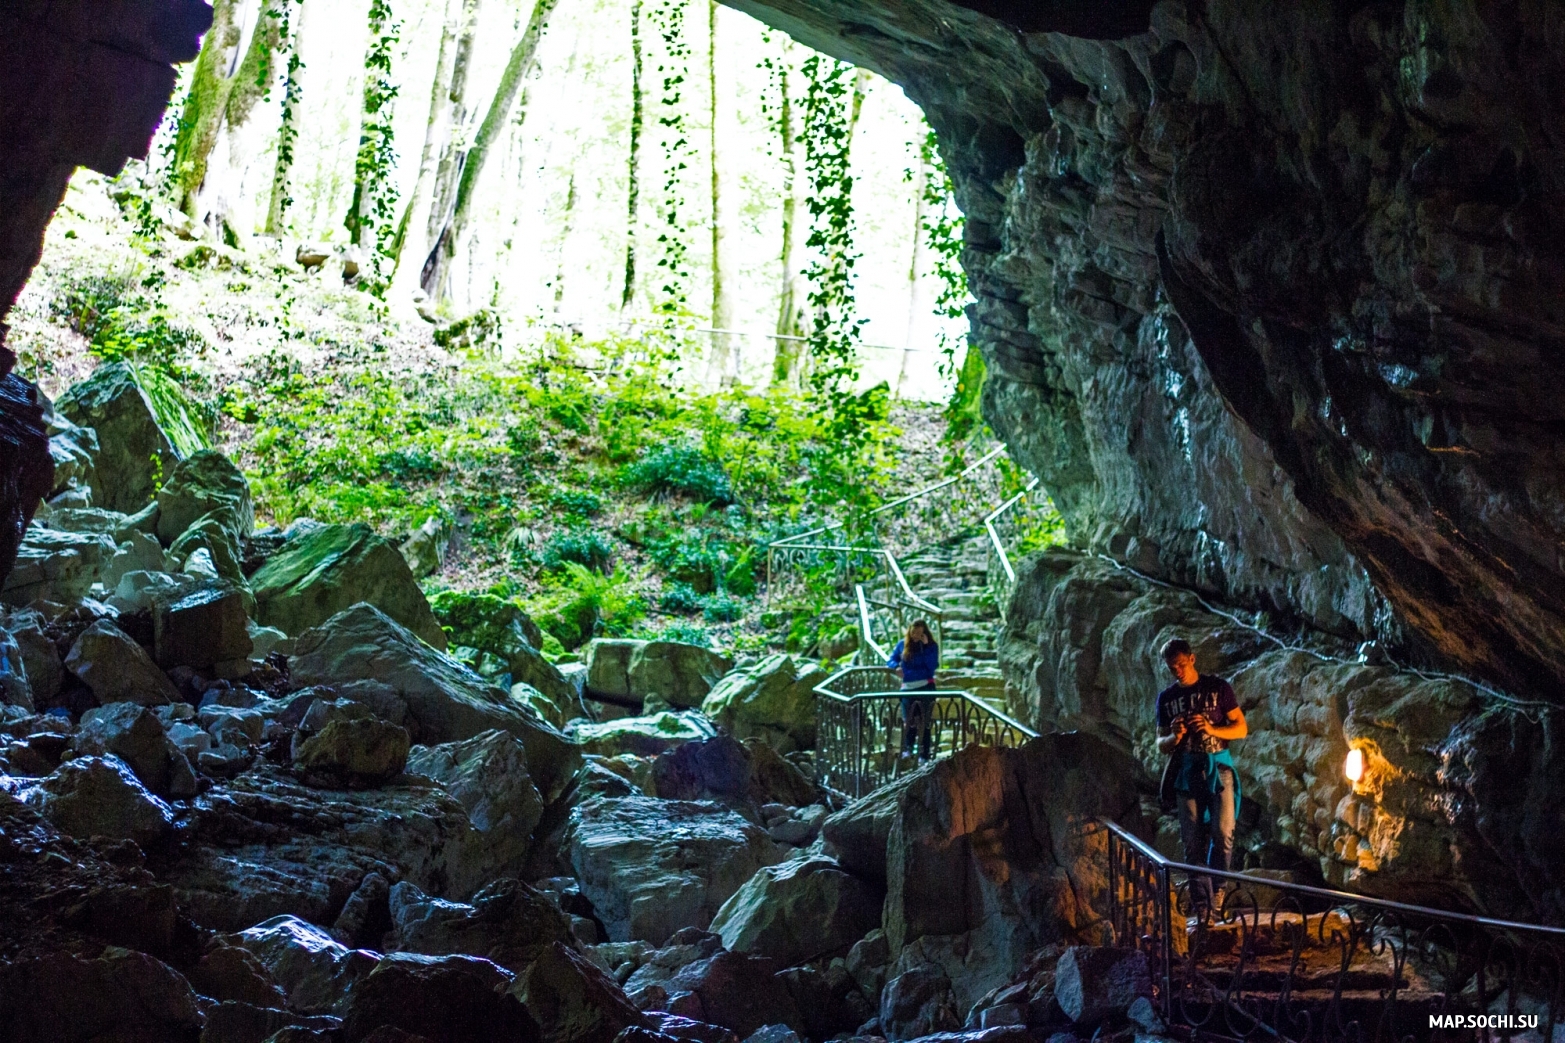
[0, 947, 201, 1043]
[2, 609, 60, 705]
[156, 448, 254, 544]
[341, 953, 536, 1043]
[572, 711, 717, 758]
[289, 604, 580, 800]
[517, 941, 651, 1043]
[155, 585, 253, 668]
[43, 506, 127, 534]
[512, 681, 573, 731]
[401, 516, 451, 578]
[0, 622, 34, 710]
[819, 770, 919, 884]
[236, 914, 383, 1017]
[293, 717, 412, 784]
[742, 740, 819, 809]
[390, 878, 574, 971]
[776, 962, 874, 1039]
[198, 1001, 342, 1043]
[708, 857, 883, 967]
[187, 943, 290, 1007]
[250, 523, 445, 647]
[55, 362, 181, 513]
[621, 929, 725, 1001]
[628, 641, 735, 710]
[44, 400, 98, 499]
[880, 737, 1147, 1012]
[103, 530, 168, 587]
[405, 730, 544, 872]
[649, 734, 753, 809]
[568, 795, 785, 944]
[171, 768, 484, 931]
[0, 526, 116, 607]
[72, 702, 197, 798]
[109, 568, 204, 614]
[64, 618, 181, 705]
[880, 966, 960, 1041]
[26, 755, 174, 848]
[701, 655, 826, 753]
[1051, 948, 1152, 1027]
[661, 951, 800, 1038]
[586, 639, 642, 701]
[168, 511, 250, 588]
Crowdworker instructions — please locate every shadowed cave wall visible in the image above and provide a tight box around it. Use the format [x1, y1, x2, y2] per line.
[718, 0, 1565, 919]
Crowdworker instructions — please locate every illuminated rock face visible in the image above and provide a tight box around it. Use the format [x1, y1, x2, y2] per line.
[723, 0, 1565, 704]
[998, 548, 1565, 922]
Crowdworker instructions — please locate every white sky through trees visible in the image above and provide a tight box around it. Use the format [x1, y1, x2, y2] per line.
[174, 0, 968, 400]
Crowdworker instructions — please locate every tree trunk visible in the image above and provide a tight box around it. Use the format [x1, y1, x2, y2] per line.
[265, 0, 313, 235]
[552, 171, 577, 315]
[706, 0, 732, 385]
[620, 0, 644, 313]
[897, 145, 926, 396]
[345, 0, 401, 259]
[770, 47, 804, 386]
[424, 0, 561, 303]
[389, 0, 460, 285]
[171, 0, 258, 218]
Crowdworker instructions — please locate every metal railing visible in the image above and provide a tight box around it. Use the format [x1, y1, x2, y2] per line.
[1102, 819, 1565, 1043]
[766, 446, 1012, 666]
[984, 475, 1038, 624]
[813, 666, 1038, 797]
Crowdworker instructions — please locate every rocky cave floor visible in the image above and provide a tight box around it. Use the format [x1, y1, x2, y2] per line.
[0, 362, 1174, 1043]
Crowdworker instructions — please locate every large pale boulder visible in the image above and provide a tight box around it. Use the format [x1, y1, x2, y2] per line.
[629, 641, 735, 709]
[406, 729, 544, 873]
[236, 915, 382, 1017]
[0, 526, 116, 607]
[880, 736, 1148, 1013]
[2, 608, 59, 705]
[701, 655, 826, 753]
[72, 702, 197, 798]
[567, 795, 786, 944]
[43, 400, 98, 499]
[64, 619, 181, 705]
[250, 523, 445, 647]
[292, 716, 411, 783]
[709, 857, 883, 967]
[572, 711, 718, 758]
[56, 362, 181, 513]
[154, 585, 252, 668]
[155, 448, 254, 544]
[27, 755, 174, 848]
[289, 604, 581, 800]
[586, 639, 641, 700]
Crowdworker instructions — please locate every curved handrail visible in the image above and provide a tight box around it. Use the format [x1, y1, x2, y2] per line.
[854, 585, 889, 662]
[984, 475, 1039, 585]
[814, 665, 1037, 736]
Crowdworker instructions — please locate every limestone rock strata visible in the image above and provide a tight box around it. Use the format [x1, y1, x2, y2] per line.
[1000, 548, 1565, 921]
[722, 0, 1565, 702]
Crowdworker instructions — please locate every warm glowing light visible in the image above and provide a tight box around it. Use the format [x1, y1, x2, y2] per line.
[1345, 748, 1365, 783]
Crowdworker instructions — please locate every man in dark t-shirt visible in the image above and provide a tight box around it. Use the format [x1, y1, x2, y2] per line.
[1155, 637, 1247, 919]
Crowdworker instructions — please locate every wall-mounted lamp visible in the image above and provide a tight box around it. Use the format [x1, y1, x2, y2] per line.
[1344, 747, 1365, 783]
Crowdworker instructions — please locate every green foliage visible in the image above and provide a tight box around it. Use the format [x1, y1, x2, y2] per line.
[647, 0, 692, 319]
[345, 0, 401, 295]
[433, 309, 502, 353]
[701, 592, 743, 623]
[915, 128, 971, 383]
[548, 488, 603, 518]
[428, 588, 538, 657]
[944, 344, 985, 444]
[657, 620, 711, 646]
[659, 582, 704, 614]
[620, 444, 733, 504]
[528, 562, 645, 648]
[541, 527, 615, 572]
[800, 55, 866, 438]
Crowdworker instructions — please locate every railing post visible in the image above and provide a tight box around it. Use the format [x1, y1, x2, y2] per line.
[1158, 863, 1173, 1026]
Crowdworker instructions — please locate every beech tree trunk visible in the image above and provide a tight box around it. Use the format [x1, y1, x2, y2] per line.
[171, 0, 260, 218]
[265, 0, 314, 235]
[706, 0, 732, 385]
[621, 0, 644, 312]
[770, 47, 804, 386]
[897, 146, 927, 395]
[424, 0, 561, 302]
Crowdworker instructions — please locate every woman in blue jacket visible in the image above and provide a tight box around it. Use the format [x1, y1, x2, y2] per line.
[888, 620, 939, 760]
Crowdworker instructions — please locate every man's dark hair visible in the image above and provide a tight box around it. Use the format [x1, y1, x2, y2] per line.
[1160, 638, 1193, 662]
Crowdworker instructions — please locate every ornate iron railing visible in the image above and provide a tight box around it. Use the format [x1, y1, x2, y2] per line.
[1102, 819, 1565, 1043]
[813, 666, 1038, 797]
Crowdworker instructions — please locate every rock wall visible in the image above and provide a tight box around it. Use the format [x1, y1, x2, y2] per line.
[1000, 549, 1565, 922]
[0, 0, 211, 589]
[721, 0, 1565, 703]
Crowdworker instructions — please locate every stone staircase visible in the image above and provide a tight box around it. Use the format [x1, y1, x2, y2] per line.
[895, 534, 1006, 707]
